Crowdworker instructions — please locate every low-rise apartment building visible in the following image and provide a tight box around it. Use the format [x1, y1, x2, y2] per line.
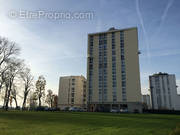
[58, 75, 86, 109]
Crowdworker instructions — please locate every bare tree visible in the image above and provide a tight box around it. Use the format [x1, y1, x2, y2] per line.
[46, 89, 53, 108]
[36, 75, 46, 107]
[20, 67, 34, 109]
[0, 37, 20, 93]
[0, 37, 20, 65]
[3, 58, 23, 110]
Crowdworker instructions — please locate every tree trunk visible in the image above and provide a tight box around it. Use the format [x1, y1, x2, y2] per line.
[3, 87, 8, 107]
[51, 99, 53, 108]
[5, 89, 11, 111]
[39, 96, 41, 107]
[13, 97, 18, 108]
[5, 80, 13, 111]
[0, 83, 3, 93]
[22, 92, 28, 109]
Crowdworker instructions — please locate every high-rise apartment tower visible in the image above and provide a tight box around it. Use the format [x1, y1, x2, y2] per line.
[149, 73, 180, 110]
[87, 27, 142, 112]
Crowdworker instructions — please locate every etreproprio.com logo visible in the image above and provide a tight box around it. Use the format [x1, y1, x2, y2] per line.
[8, 10, 94, 20]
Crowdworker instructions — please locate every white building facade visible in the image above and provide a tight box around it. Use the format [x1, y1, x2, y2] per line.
[149, 73, 180, 110]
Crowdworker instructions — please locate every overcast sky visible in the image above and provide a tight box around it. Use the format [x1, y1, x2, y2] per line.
[0, 0, 180, 95]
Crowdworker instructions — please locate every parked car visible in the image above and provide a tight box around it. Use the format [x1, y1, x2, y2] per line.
[44, 107, 50, 111]
[78, 108, 86, 112]
[61, 107, 69, 111]
[69, 107, 78, 112]
[69, 107, 84, 112]
[110, 109, 119, 113]
[120, 109, 128, 113]
[36, 106, 45, 111]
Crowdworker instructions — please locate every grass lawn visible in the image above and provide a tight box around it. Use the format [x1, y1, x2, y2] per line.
[0, 111, 180, 135]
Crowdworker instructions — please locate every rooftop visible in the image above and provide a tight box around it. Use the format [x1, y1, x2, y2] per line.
[151, 72, 169, 77]
[88, 27, 137, 36]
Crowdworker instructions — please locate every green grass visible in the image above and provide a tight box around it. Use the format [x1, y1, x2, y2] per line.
[0, 111, 180, 135]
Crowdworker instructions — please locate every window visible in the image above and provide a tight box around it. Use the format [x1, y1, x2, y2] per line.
[156, 89, 160, 94]
[112, 32, 115, 38]
[121, 60, 125, 65]
[112, 57, 116, 61]
[89, 37, 93, 55]
[112, 50, 116, 55]
[89, 71, 93, 75]
[104, 57, 107, 61]
[121, 67, 125, 72]
[112, 63, 116, 67]
[90, 35, 93, 41]
[121, 55, 125, 60]
[122, 74, 126, 80]
[112, 45, 115, 49]
[89, 57, 93, 63]
[71, 98, 74, 103]
[98, 33, 107, 102]
[122, 81, 126, 87]
[90, 49, 93, 55]
[120, 32, 126, 101]
[89, 64, 93, 69]
[103, 63, 107, 68]
[121, 71, 125, 74]
[122, 91, 126, 94]
[155, 77, 159, 82]
[120, 40, 124, 43]
[120, 42, 124, 46]
[122, 96, 127, 101]
[90, 42, 93, 46]
[71, 88, 75, 93]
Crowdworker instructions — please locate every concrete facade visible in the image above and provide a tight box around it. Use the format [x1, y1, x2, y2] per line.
[58, 76, 86, 109]
[87, 27, 142, 113]
[149, 73, 180, 110]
